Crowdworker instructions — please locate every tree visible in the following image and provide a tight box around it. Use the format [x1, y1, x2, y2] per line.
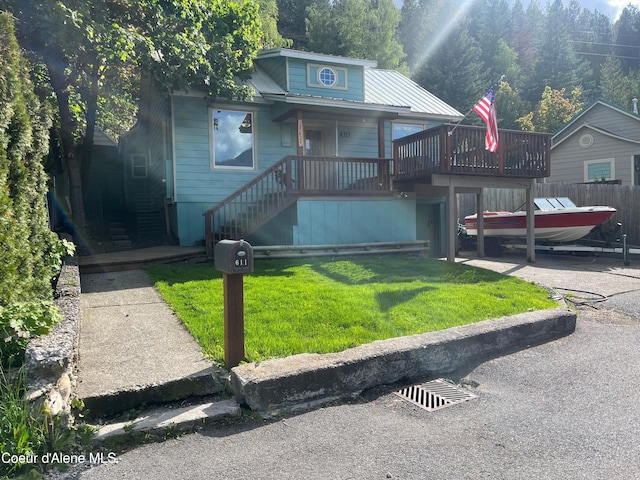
[468, 0, 513, 83]
[397, 0, 447, 73]
[530, 0, 594, 103]
[306, 0, 407, 70]
[255, 0, 292, 49]
[614, 5, 640, 72]
[0, 12, 64, 365]
[276, 0, 315, 50]
[495, 80, 530, 130]
[600, 54, 633, 108]
[413, 17, 488, 112]
[517, 85, 584, 133]
[4, 0, 264, 238]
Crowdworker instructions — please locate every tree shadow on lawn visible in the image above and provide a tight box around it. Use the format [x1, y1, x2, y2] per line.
[310, 256, 506, 286]
[375, 286, 434, 312]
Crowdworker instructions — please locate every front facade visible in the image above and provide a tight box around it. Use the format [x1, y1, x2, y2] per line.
[551, 99, 640, 185]
[121, 48, 464, 254]
[121, 48, 552, 261]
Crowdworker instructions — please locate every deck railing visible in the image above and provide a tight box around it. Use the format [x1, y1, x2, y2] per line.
[204, 155, 392, 256]
[393, 124, 551, 181]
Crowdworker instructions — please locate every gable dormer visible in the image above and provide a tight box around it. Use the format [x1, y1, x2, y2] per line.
[255, 48, 377, 102]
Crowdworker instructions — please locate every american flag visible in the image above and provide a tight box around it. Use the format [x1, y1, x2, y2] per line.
[473, 89, 499, 153]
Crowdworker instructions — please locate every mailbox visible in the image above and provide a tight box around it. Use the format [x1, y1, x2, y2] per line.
[214, 239, 254, 274]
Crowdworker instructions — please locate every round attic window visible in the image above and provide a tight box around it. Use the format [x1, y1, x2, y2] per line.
[579, 134, 594, 148]
[318, 67, 337, 87]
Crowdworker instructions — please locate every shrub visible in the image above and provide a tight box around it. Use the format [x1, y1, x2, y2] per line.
[0, 13, 65, 366]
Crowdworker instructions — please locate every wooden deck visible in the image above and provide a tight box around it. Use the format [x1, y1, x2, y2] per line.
[393, 124, 551, 182]
[79, 246, 206, 273]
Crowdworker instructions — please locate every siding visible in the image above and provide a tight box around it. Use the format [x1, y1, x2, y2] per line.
[293, 198, 416, 245]
[149, 86, 168, 202]
[337, 123, 379, 157]
[551, 126, 636, 185]
[171, 96, 299, 245]
[555, 103, 640, 144]
[287, 59, 365, 101]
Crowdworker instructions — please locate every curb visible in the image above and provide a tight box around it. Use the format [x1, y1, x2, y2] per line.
[231, 307, 576, 413]
[81, 368, 227, 420]
[92, 398, 241, 443]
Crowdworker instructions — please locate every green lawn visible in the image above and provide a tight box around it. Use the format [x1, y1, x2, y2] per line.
[145, 256, 558, 366]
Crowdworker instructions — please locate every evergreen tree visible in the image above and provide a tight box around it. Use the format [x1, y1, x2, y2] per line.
[614, 5, 640, 72]
[531, 0, 594, 103]
[276, 0, 315, 50]
[307, 0, 407, 70]
[397, 0, 447, 74]
[0, 12, 63, 365]
[468, 0, 513, 84]
[413, 18, 488, 112]
[600, 55, 633, 108]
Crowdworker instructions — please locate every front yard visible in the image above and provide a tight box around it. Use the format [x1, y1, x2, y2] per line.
[145, 256, 558, 366]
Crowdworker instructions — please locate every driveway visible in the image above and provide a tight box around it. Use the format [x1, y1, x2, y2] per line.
[73, 251, 640, 480]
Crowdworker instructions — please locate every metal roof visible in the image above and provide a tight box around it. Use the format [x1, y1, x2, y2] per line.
[247, 66, 286, 96]
[364, 69, 463, 119]
[246, 57, 463, 120]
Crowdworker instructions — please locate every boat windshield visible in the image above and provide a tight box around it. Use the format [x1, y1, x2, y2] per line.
[534, 197, 577, 210]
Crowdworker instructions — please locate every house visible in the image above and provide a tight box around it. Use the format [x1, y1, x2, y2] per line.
[551, 99, 640, 185]
[120, 48, 551, 261]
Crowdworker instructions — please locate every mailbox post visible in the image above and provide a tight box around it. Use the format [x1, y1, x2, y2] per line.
[214, 240, 254, 369]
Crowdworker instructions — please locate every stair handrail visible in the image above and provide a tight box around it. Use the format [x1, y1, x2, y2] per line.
[204, 156, 295, 256]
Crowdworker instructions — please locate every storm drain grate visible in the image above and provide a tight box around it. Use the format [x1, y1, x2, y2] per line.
[393, 378, 477, 412]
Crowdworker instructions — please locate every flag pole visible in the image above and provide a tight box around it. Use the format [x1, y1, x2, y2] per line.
[448, 75, 505, 136]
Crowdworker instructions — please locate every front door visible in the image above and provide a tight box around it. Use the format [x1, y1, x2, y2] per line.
[305, 129, 323, 156]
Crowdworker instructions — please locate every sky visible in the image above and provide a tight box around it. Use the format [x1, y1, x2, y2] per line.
[393, 1, 640, 20]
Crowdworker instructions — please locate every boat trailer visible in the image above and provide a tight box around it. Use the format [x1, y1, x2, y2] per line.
[458, 222, 639, 266]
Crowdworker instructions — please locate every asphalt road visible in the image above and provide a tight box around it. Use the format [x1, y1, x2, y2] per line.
[73, 252, 640, 480]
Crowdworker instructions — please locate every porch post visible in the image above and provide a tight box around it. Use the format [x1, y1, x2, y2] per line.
[476, 188, 485, 257]
[526, 181, 535, 263]
[296, 110, 304, 156]
[447, 182, 457, 262]
[378, 118, 385, 158]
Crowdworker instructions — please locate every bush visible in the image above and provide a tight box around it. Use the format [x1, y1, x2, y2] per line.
[0, 13, 65, 366]
[0, 367, 89, 478]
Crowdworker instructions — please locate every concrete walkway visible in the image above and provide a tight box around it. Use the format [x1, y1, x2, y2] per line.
[76, 269, 226, 418]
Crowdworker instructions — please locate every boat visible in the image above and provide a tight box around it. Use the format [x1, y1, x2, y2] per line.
[463, 197, 617, 243]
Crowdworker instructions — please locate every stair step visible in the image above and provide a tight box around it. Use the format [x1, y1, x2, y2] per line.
[113, 239, 132, 248]
[110, 234, 130, 241]
[109, 227, 127, 236]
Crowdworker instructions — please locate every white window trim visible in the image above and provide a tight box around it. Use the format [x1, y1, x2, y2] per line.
[209, 107, 258, 171]
[584, 158, 614, 182]
[131, 154, 148, 178]
[306, 63, 348, 91]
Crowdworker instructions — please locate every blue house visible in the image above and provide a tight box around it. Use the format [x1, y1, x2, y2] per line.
[120, 48, 551, 260]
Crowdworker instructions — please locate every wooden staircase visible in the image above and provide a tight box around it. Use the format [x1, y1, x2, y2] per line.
[204, 155, 393, 256]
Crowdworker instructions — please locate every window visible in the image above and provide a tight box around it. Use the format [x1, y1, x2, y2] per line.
[212, 109, 255, 169]
[393, 123, 424, 140]
[307, 64, 347, 90]
[131, 154, 147, 178]
[318, 67, 337, 87]
[584, 159, 614, 182]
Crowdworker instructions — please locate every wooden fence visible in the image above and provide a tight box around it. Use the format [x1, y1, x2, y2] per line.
[458, 184, 640, 246]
